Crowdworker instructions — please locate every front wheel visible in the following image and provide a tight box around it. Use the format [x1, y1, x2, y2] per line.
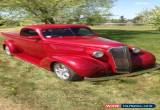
[53, 62, 83, 81]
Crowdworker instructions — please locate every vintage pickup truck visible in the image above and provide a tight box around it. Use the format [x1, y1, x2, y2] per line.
[1, 24, 156, 81]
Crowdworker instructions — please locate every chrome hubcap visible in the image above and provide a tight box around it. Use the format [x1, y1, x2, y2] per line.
[54, 63, 70, 80]
[5, 46, 11, 55]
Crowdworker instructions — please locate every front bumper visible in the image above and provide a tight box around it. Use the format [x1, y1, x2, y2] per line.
[85, 64, 160, 81]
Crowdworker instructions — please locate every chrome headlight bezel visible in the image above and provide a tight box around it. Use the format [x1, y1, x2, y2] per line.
[92, 51, 104, 58]
[132, 47, 141, 54]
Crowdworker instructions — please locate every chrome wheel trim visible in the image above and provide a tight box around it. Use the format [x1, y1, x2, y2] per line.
[5, 46, 11, 55]
[54, 63, 70, 80]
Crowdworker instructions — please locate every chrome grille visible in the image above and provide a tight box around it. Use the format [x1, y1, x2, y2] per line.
[108, 46, 132, 73]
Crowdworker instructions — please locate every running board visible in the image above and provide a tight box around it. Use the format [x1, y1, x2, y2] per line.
[85, 65, 160, 82]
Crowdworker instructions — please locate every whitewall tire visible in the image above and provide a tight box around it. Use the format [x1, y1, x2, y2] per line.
[5, 46, 12, 56]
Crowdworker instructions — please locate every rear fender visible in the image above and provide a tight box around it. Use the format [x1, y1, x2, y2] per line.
[3, 40, 18, 54]
[40, 56, 109, 77]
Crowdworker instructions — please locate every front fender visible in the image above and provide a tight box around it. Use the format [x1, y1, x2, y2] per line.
[131, 50, 156, 69]
[40, 56, 110, 77]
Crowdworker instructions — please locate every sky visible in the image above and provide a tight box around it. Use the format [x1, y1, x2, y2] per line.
[110, 0, 160, 19]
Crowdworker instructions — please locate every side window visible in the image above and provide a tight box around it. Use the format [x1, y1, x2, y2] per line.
[77, 28, 94, 36]
[20, 29, 38, 37]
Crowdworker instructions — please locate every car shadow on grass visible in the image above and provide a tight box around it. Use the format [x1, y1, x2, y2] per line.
[94, 29, 160, 42]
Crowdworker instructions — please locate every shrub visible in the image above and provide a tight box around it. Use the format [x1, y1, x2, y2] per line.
[0, 17, 20, 27]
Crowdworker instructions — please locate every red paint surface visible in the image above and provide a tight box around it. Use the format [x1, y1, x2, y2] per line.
[0, 24, 156, 77]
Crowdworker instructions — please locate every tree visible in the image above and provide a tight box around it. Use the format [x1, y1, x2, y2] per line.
[0, 0, 84, 24]
[0, 15, 20, 26]
[120, 16, 126, 23]
[133, 15, 143, 24]
[85, 12, 107, 25]
[136, 6, 160, 30]
[149, 6, 160, 30]
[0, 0, 115, 24]
[64, 0, 116, 24]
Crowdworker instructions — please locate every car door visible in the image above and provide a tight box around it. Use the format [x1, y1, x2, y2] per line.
[18, 28, 45, 59]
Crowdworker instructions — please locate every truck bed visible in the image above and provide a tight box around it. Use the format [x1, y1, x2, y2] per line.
[1, 32, 20, 39]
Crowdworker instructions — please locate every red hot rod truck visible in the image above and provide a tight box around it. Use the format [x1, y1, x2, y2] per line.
[1, 24, 156, 81]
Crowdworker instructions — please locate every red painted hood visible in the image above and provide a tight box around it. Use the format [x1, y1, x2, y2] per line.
[46, 37, 125, 49]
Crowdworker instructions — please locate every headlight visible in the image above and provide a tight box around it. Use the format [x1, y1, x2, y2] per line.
[132, 47, 141, 54]
[92, 51, 104, 58]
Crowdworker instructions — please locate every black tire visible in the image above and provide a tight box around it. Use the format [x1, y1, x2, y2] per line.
[52, 62, 84, 81]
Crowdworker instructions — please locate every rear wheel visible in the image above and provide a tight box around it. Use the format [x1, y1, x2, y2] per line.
[5, 45, 12, 56]
[53, 62, 83, 81]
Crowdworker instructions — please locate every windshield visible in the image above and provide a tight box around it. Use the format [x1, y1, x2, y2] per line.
[41, 27, 95, 38]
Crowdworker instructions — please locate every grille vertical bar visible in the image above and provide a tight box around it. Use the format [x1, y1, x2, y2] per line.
[108, 46, 132, 73]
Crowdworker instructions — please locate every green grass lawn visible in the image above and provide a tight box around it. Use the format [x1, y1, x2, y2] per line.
[0, 25, 160, 110]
